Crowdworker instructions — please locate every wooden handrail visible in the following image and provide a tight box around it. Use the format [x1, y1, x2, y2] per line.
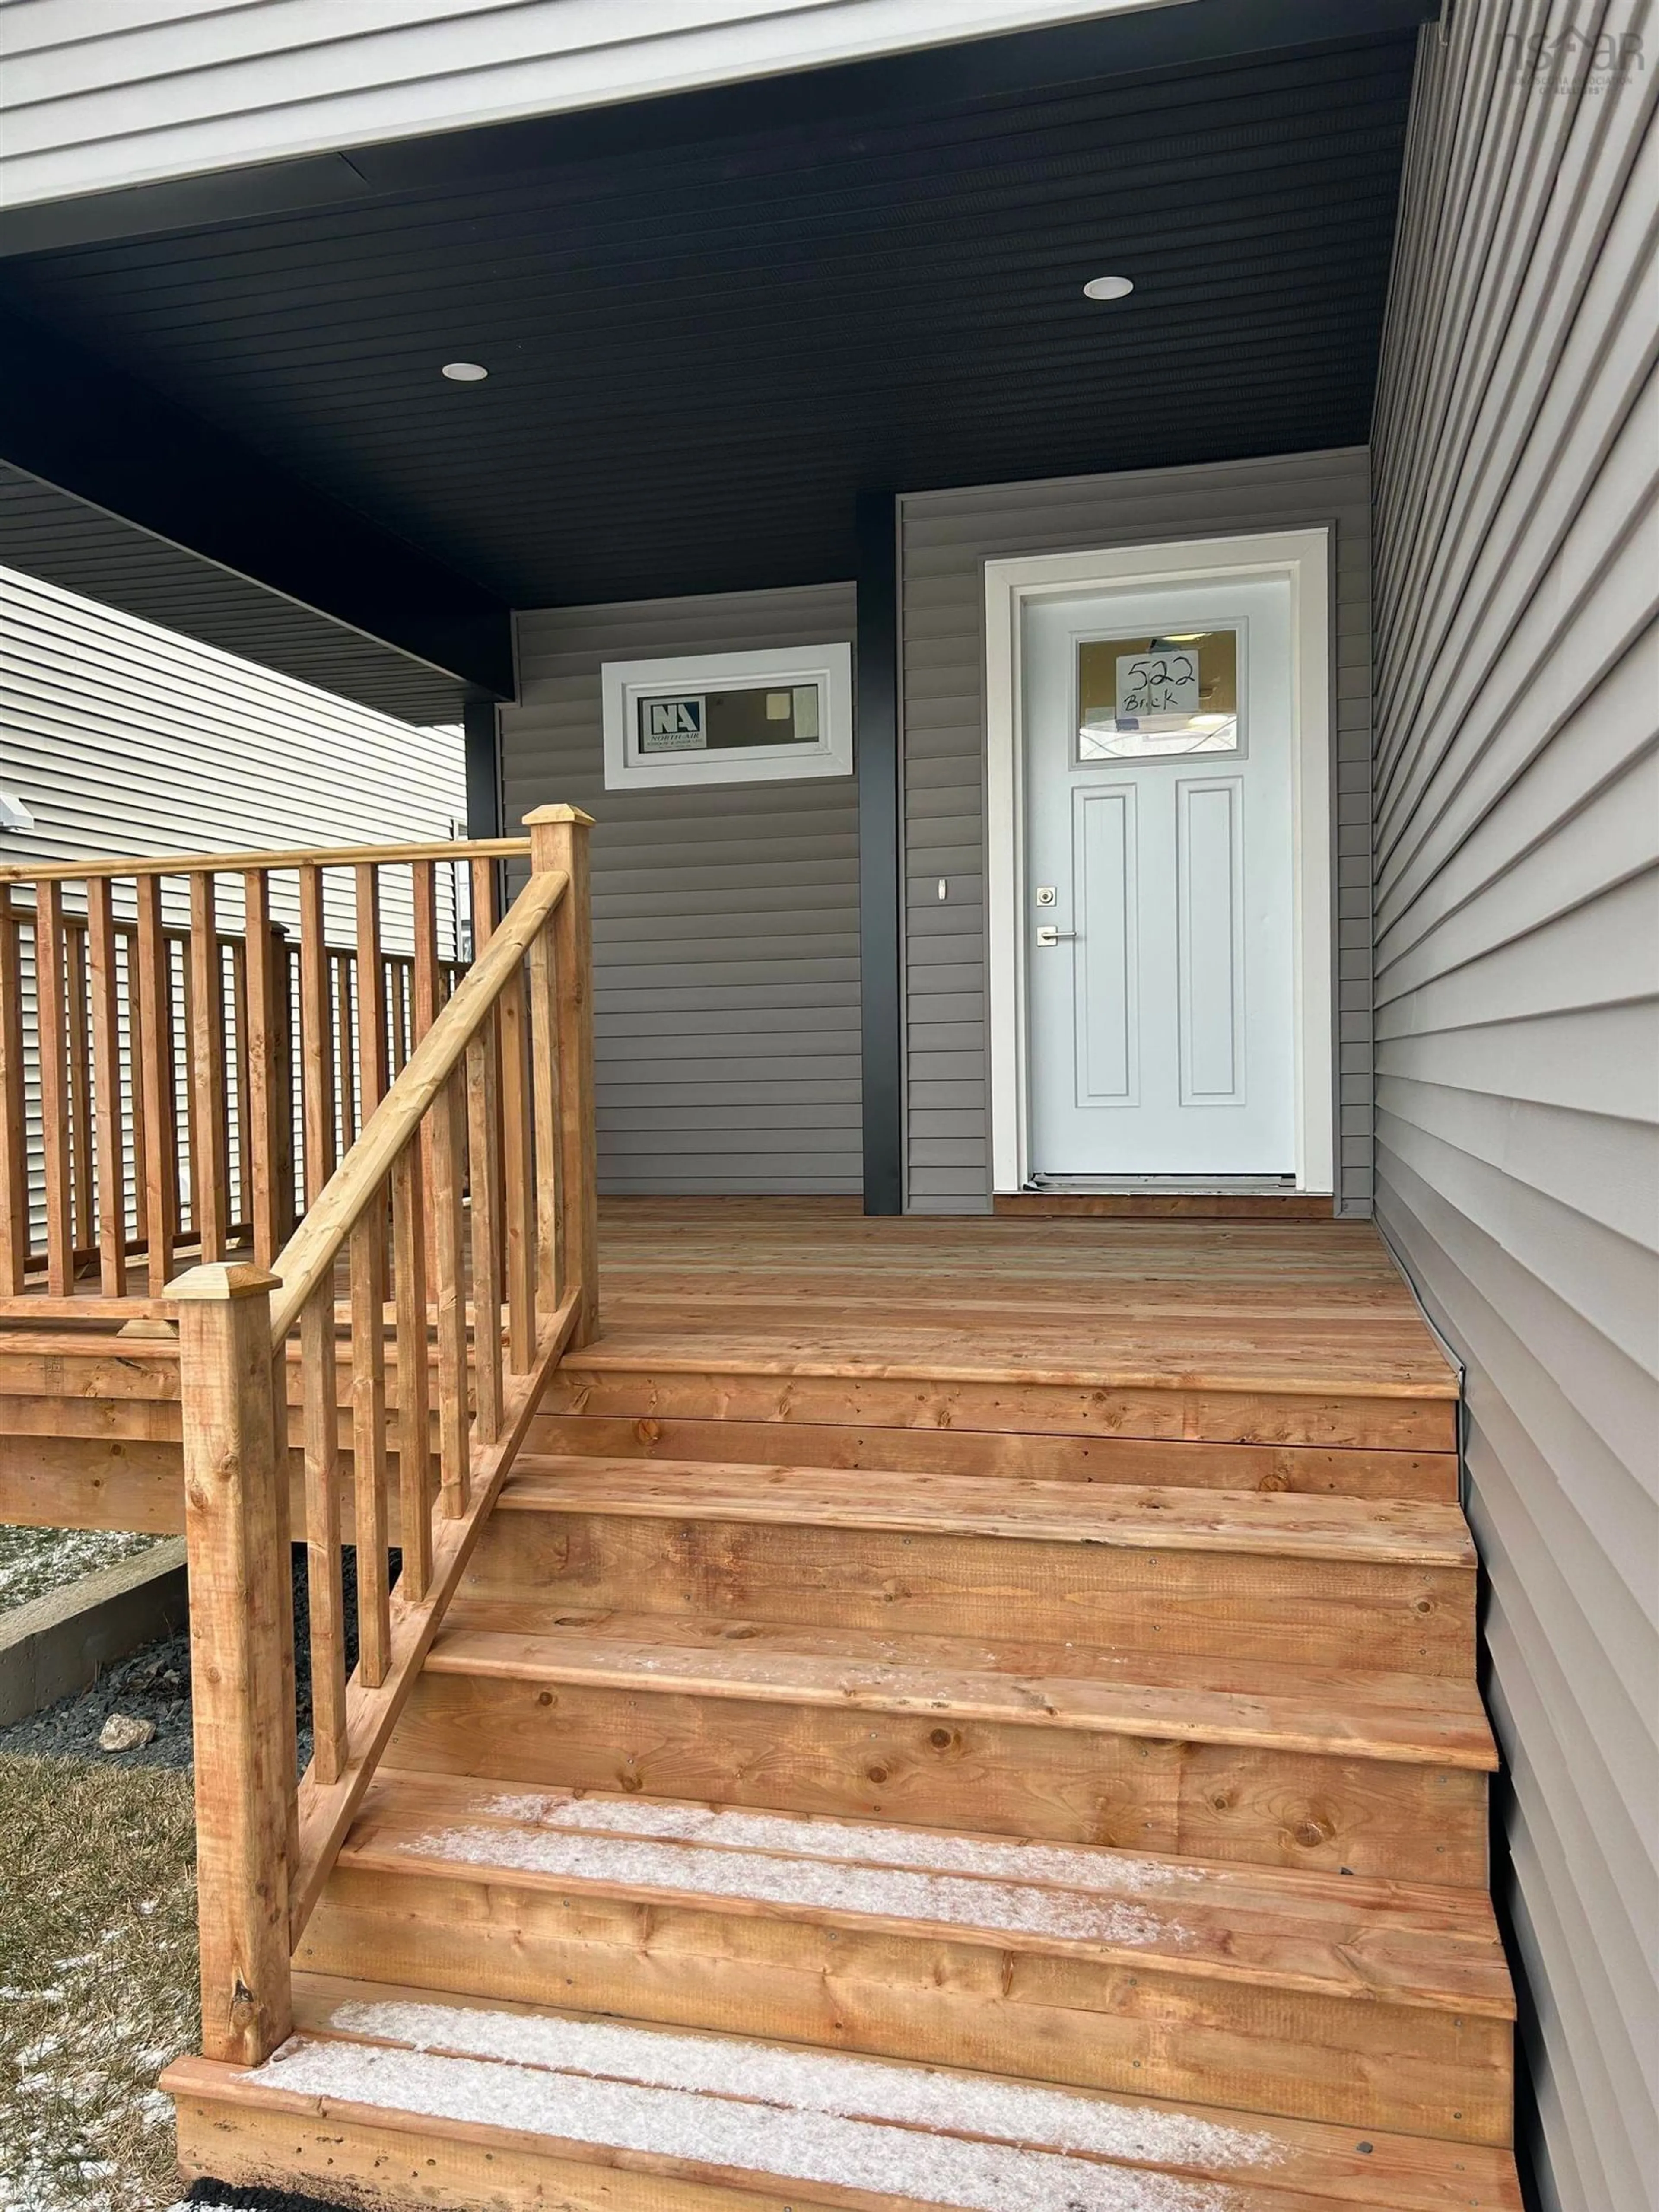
[166, 804, 595, 2069]
[267, 864, 567, 1345]
[0, 834, 530, 885]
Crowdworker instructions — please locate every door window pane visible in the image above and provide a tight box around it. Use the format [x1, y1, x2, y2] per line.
[1077, 628, 1240, 758]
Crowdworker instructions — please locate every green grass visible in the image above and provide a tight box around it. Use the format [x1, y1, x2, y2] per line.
[0, 1754, 199, 2211]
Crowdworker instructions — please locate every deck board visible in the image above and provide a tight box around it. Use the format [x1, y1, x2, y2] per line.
[0, 1199, 1459, 1530]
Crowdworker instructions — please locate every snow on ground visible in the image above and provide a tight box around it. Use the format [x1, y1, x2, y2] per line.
[0, 1527, 159, 1616]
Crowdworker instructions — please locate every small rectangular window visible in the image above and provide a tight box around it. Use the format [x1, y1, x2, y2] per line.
[603, 645, 853, 789]
[1077, 627, 1243, 759]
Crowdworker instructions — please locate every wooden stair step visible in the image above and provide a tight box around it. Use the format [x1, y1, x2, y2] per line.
[301, 1772, 1514, 2141]
[499, 1458, 1476, 1564]
[545, 1337, 1459, 1454]
[166, 1976, 1524, 2212]
[478, 1458, 1476, 1677]
[525, 1408, 1462, 1502]
[394, 1606, 1496, 1885]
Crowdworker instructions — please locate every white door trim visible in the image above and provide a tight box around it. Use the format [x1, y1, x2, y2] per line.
[984, 529, 1334, 1194]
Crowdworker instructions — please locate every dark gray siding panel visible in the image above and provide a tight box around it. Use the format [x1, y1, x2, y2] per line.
[898, 446, 1373, 1212]
[500, 583, 860, 1195]
[1370, 17, 1657, 2212]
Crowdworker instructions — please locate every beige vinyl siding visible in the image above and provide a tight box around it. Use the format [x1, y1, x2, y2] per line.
[899, 446, 1374, 1213]
[501, 584, 860, 1195]
[1370, 17, 1657, 2212]
[0, 0, 1171, 212]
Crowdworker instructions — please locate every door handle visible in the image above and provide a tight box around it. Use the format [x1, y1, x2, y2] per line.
[1034, 925, 1076, 947]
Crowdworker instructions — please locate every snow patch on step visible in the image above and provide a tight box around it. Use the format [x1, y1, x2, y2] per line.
[254, 2026, 1258, 2212]
[303, 1997, 1284, 2175]
[482, 1789, 1205, 1890]
[397, 1820, 1184, 1948]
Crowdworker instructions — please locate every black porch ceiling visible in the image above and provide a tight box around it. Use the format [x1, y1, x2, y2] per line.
[0, 3, 1426, 715]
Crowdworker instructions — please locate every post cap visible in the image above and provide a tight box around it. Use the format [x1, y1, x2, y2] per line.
[522, 804, 595, 827]
[165, 1262, 282, 1302]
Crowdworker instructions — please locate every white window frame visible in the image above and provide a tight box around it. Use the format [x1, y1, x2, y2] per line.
[983, 529, 1335, 1196]
[601, 643, 853, 790]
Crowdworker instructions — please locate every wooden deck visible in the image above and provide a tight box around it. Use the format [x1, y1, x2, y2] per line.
[0, 1192, 1519, 2210]
[0, 1197, 1458, 1536]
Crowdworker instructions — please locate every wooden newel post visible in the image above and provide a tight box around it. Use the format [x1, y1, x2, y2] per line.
[524, 805, 598, 1346]
[170, 1261, 295, 2067]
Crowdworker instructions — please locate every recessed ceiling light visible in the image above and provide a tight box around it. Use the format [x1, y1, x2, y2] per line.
[1083, 275, 1134, 301]
[441, 360, 489, 382]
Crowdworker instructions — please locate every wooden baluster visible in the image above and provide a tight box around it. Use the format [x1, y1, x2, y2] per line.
[527, 915, 561, 1323]
[189, 872, 229, 1264]
[469, 855, 499, 958]
[389, 956, 410, 1075]
[274, 933, 298, 1247]
[349, 1202, 390, 1688]
[354, 863, 387, 1121]
[86, 880, 128, 1296]
[298, 865, 334, 1210]
[526, 807, 597, 1345]
[35, 881, 73, 1294]
[430, 1067, 469, 1518]
[411, 861, 440, 1050]
[300, 1282, 346, 1786]
[169, 1261, 294, 2068]
[497, 959, 535, 1373]
[412, 861, 441, 1290]
[465, 1009, 503, 1445]
[229, 934, 251, 1238]
[0, 887, 28, 1294]
[120, 922, 149, 1251]
[66, 917, 93, 1259]
[242, 872, 282, 1269]
[334, 949, 356, 1150]
[391, 1143, 432, 1599]
[177, 928, 195, 1247]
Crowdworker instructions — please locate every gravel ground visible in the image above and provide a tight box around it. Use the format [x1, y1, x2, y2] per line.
[0, 1547, 372, 1773]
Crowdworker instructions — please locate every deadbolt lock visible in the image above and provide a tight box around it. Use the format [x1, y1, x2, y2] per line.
[1035, 885, 1057, 907]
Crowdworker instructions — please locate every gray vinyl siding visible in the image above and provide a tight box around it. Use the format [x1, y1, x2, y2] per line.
[0, 0, 1155, 212]
[898, 446, 1374, 1213]
[1370, 17, 1657, 2212]
[0, 560, 465, 869]
[501, 584, 860, 1195]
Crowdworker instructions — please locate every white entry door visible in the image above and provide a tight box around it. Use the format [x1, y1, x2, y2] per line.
[1022, 572, 1298, 1178]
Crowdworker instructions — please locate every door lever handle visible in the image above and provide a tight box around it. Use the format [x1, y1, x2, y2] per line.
[1034, 925, 1076, 947]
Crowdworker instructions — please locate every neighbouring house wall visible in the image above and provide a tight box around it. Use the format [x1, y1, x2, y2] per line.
[898, 446, 1374, 1213]
[1370, 18, 1657, 2212]
[0, 0, 1161, 212]
[0, 559, 467, 1248]
[0, 562, 465, 863]
[501, 585, 861, 1195]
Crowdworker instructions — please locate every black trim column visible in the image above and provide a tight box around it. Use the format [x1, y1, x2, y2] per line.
[855, 491, 903, 1215]
[463, 698, 503, 837]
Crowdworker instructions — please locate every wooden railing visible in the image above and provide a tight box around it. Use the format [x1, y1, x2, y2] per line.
[166, 805, 594, 2068]
[0, 834, 532, 1320]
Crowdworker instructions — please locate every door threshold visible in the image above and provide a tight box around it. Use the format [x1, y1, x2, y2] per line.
[995, 1184, 1336, 1221]
[1026, 1175, 1298, 1193]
